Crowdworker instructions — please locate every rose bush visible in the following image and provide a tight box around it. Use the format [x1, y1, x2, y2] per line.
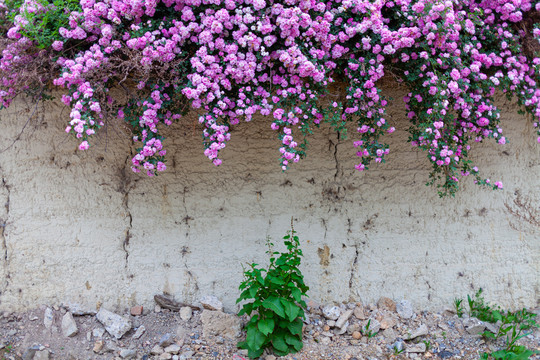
[0, 0, 539, 196]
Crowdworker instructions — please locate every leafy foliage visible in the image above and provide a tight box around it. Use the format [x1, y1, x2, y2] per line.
[236, 225, 309, 358]
[461, 289, 539, 360]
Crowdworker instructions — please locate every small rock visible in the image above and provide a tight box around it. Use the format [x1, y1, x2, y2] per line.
[335, 309, 353, 329]
[200, 295, 223, 311]
[120, 349, 137, 359]
[463, 318, 486, 335]
[353, 306, 366, 320]
[33, 350, 49, 360]
[63, 303, 97, 316]
[93, 340, 104, 353]
[150, 345, 164, 355]
[164, 344, 181, 354]
[61, 312, 78, 337]
[96, 308, 132, 339]
[265, 355, 276, 360]
[396, 300, 414, 319]
[335, 321, 349, 335]
[200, 310, 241, 339]
[322, 305, 341, 320]
[158, 333, 174, 347]
[382, 328, 396, 340]
[43, 308, 54, 330]
[390, 340, 405, 352]
[326, 320, 335, 328]
[86, 331, 92, 341]
[92, 327, 105, 338]
[7, 329, 17, 336]
[130, 306, 143, 316]
[179, 351, 195, 360]
[320, 336, 331, 345]
[406, 342, 427, 353]
[132, 325, 146, 339]
[407, 324, 429, 340]
[155, 305, 162, 313]
[377, 297, 396, 312]
[180, 307, 192, 322]
[22, 346, 40, 360]
[159, 353, 172, 360]
[363, 318, 381, 334]
[485, 321, 500, 334]
[352, 331, 362, 340]
[380, 315, 397, 330]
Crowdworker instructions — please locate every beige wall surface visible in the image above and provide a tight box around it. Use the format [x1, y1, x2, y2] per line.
[0, 85, 538, 313]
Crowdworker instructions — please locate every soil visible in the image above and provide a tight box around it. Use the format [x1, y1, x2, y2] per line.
[0, 301, 539, 360]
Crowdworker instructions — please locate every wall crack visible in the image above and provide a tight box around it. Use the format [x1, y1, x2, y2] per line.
[1, 173, 11, 293]
[118, 158, 134, 269]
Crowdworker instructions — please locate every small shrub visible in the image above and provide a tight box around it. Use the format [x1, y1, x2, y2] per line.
[236, 224, 309, 358]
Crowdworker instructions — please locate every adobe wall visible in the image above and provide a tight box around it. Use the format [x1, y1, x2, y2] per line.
[0, 85, 538, 313]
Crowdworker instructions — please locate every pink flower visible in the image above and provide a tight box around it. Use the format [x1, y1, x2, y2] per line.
[78, 141, 89, 150]
[52, 41, 63, 51]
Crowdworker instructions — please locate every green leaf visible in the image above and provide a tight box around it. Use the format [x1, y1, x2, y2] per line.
[270, 277, 285, 285]
[262, 296, 286, 318]
[257, 318, 275, 336]
[287, 318, 303, 335]
[285, 333, 303, 351]
[291, 287, 302, 302]
[271, 333, 289, 352]
[246, 325, 266, 352]
[280, 298, 300, 322]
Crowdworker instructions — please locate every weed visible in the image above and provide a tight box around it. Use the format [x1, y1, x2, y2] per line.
[454, 297, 464, 317]
[236, 223, 309, 358]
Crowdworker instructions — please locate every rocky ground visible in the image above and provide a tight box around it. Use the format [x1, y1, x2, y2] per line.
[0, 295, 538, 360]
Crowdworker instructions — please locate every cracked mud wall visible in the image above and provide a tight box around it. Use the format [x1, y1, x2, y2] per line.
[0, 84, 538, 313]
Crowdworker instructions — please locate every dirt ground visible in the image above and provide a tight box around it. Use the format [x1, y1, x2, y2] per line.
[0, 298, 539, 360]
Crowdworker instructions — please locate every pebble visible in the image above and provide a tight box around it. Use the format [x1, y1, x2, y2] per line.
[407, 324, 429, 340]
[61, 312, 78, 337]
[335, 309, 353, 329]
[132, 325, 146, 339]
[164, 344, 181, 354]
[92, 340, 104, 353]
[377, 297, 396, 312]
[130, 306, 143, 316]
[96, 308, 132, 339]
[119, 349, 137, 359]
[322, 305, 341, 320]
[43, 308, 54, 330]
[353, 306, 366, 320]
[352, 331, 362, 339]
[158, 333, 174, 347]
[180, 307, 192, 322]
[200, 295, 223, 311]
[150, 345, 164, 355]
[92, 327, 105, 338]
[396, 300, 414, 319]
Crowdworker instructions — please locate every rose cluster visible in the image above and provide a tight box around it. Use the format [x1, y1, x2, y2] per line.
[0, 0, 539, 196]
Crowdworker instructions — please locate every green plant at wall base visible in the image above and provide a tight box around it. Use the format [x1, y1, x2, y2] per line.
[464, 290, 539, 360]
[454, 297, 464, 318]
[236, 226, 309, 359]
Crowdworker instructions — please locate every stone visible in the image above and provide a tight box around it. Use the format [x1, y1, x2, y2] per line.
[335, 309, 353, 329]
[61, 312, 78, 337]
[155, 305, 162, 313]
[407, 324, 429, 340]
[180, 307, 192, 321]
[43, 308, 54, 330]
[200, 295, 223, 311]
[150, 345, 164, 355]
[119, 349, 137, 359]
[382, 328, 396, 340]
[390, 340, 405, 352]
[485, 321, 501, 334]
[352, 331, 362, 339]
[130, 306, 143, 316]
[132, 325, 146, 339]
[335, 321, 349, 335]
[63, 303, 97, 316]
[326, 320, 335, 328]
[158, 333, 175, 347]
[320, 336, 331, 345]
[380, 315, 397, 330]
[322, 305, 341, 320]
[265, 355, 276, 360]
[377, 297, 396, 312]
[22, 346, 40, 360]
[96, 308, 132, 339]
[93, 340, 104, 353]
[406, 342, 427, 353]
[33, 350, 49, 360]
[463, 318, 486, 335]
[179, 351, 195, 360]
[353, 306, 366, 320]
[396, 300, 414, 319]
[92, 327, 105, 338]
[363, 318, 381, 334]
[200, 310, 241, 339]
[164, 344, 181, 354]
[159, 353, 172, 360]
